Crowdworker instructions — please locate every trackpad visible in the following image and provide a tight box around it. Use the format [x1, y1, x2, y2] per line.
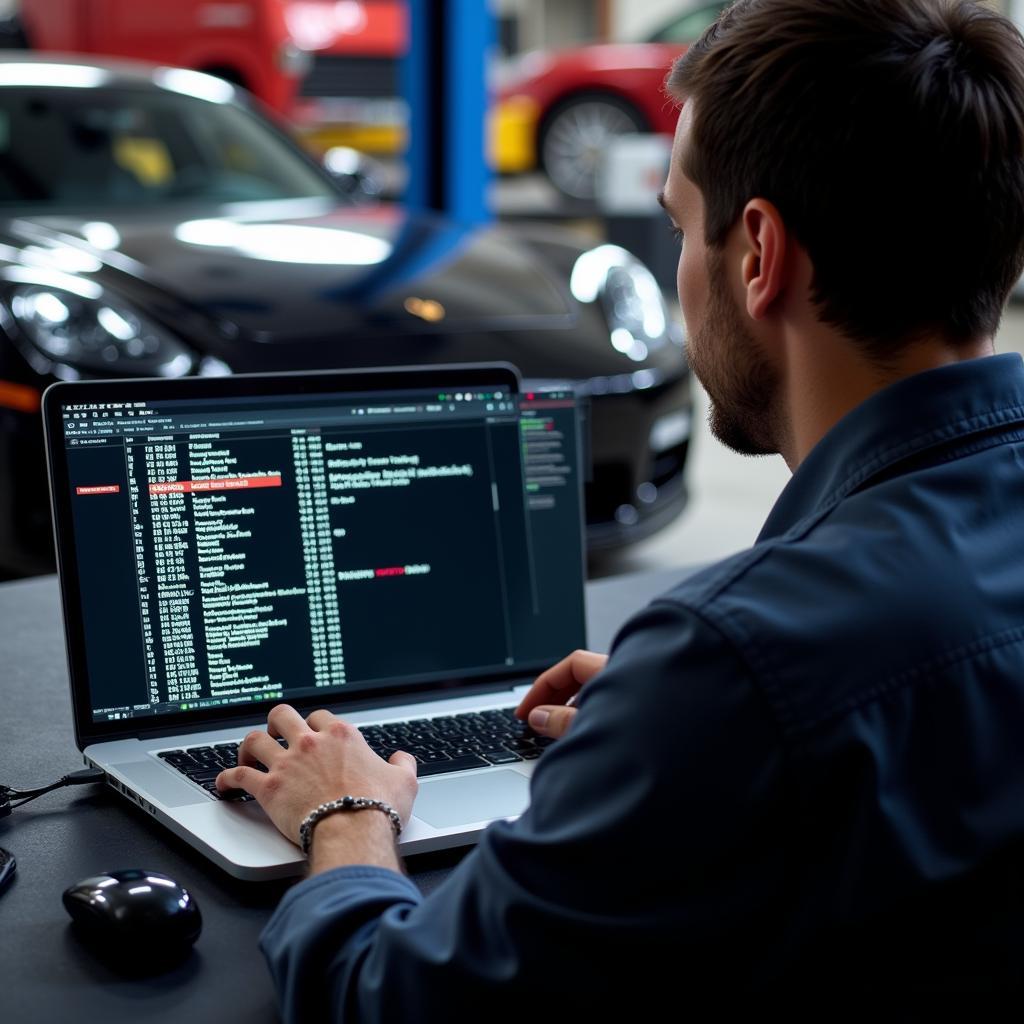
[414, 770, 529, 828]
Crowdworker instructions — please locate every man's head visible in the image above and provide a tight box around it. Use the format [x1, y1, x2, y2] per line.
[661, 0, 1024, 458]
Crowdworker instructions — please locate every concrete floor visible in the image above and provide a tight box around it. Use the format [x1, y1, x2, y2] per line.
[595, 302, 1024, 577]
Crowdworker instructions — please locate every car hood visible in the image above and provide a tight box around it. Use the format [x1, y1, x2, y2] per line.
[0, 199, 685, 380]
[498, 42, 682, 95]
[0, 199, 577, 334]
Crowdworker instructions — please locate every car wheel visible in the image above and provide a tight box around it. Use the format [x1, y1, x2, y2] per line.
[539, 93, 649, 201]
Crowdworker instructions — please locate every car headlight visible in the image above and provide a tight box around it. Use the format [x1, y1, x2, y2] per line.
[6, 282, 194, 376]
[569, 244, 681, 363]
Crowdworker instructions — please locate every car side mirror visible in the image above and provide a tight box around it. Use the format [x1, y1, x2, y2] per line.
[322, 146, 384, 203]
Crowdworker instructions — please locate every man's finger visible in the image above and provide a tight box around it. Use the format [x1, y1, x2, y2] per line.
[516, 650, 607, 719]
[238, 728, 284, 769]
[267, 703, 311, 743]
[388, 750, 418, 777]
[527, 705, 577, 738]
[216, 764, 267, 797]
[306, 708, 340, 732]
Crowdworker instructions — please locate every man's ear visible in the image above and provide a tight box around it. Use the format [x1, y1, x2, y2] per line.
[740, 199, 788, 320]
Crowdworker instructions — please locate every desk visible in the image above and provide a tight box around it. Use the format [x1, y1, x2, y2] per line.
[0, 567, 690, 1023]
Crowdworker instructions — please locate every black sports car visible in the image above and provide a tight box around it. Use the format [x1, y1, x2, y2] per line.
[0, 57, 692, 576]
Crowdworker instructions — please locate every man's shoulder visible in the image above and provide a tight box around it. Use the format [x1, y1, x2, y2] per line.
[653, 494, 1024, 738]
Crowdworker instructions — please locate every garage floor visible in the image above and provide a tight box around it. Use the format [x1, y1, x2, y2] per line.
[594, 302, 1024, 578]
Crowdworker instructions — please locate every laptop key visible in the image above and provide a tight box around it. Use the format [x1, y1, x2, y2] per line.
[444, 746, 478, 758]
[416, 754, 490, 777]
[160, 755, 199, 769]
[415, 751, 451, 764]
[481, 750, 523, 765]
[216, 787, 253, 802]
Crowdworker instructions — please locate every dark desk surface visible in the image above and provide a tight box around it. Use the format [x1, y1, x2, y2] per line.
[0, 568, 689, 1023]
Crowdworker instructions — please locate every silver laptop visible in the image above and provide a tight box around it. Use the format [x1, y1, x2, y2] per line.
[42, 364, 587, 879]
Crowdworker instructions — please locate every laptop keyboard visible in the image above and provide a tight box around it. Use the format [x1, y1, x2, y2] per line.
[157, 707, 554, 801]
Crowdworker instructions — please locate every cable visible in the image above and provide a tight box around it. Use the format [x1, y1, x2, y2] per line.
[0, 767, 105, 818]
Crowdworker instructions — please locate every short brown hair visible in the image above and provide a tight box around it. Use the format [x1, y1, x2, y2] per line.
[668, 0, 1024, 357]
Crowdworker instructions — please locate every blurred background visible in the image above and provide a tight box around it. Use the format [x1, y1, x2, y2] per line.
[0, 0, 1022, 582]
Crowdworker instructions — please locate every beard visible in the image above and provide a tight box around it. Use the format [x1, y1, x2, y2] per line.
[686, 249, 782, 457]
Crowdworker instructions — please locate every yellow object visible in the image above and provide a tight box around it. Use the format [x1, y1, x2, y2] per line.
[113, 137, 174, 186]
[300, 123, 407, 156]
[490, 95, 539, 174]
[297, 93, 540, 172]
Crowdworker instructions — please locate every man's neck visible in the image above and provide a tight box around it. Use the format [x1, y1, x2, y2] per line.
[781, 331, 995, 470]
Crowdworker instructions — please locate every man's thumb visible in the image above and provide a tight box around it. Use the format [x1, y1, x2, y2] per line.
[528, 705, 576, 738]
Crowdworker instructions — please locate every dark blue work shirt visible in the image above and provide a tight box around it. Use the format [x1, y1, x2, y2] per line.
[262, 354, 1024, 1014]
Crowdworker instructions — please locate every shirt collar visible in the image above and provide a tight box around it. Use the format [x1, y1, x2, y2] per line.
[758, 353, 1024, 542]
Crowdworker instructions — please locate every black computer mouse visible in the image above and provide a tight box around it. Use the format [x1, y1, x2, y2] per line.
[62, 869, 201, 964]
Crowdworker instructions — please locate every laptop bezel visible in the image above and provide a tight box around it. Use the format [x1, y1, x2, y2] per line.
[43, 362, 586, 751]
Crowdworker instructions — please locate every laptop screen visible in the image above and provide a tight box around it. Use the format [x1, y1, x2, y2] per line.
[51, 373, 586, 727]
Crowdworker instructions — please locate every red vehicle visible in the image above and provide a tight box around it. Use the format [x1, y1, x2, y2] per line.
[2, 0, 405, 150]
[494, 1, 727, 199]
[286, 0, 406, 155]
[5, 0, 308, 114]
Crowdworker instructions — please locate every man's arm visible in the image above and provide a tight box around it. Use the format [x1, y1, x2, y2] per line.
[307, 811, 400, 875]
[253, 599, 786, 1023]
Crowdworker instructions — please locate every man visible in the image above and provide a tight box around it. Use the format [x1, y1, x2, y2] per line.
[218, 0, 1024, 1011]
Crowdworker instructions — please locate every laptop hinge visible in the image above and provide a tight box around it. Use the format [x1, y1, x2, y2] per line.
[99, 676, 533, 744]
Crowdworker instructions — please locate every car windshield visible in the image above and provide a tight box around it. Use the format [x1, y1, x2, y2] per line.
[647, 3, 726, 43]
[0, 82, 338, 208]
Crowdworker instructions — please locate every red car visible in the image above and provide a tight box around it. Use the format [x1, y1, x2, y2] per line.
[493, 2, 727, 199]
[3, 0, 311, 116]
[0, 0, 406, 145]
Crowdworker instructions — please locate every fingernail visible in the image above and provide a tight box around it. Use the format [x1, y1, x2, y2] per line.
[529, 708, 550, 729]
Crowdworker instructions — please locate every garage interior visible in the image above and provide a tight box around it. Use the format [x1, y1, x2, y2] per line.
[4, 0, 1024, 1014]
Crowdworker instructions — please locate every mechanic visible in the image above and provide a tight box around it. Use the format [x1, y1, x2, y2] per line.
[218, 0, 1024, 1011]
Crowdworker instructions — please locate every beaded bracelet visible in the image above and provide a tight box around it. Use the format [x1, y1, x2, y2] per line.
[298, 796, 403, 856]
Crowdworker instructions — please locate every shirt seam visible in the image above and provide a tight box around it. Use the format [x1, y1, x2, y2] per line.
[688, 542, 781, 606]
[759, 404, 1024, 546]
[850, 426, 1024, 490]
[751, 423, 1024, 564]
[793, 623, 1024, 735]
[646, 597, 795, 750]
[819, 404, 1024, 513]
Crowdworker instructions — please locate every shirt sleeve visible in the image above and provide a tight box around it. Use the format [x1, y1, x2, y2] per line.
[259, 599, 786, 1021]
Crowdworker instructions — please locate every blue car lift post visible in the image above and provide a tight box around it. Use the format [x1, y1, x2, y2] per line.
[328, 2, 493, 303]
[403, 0, 494, 227]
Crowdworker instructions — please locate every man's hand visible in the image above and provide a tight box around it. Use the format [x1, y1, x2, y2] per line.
[216, 704, 418, 864]
[514, 649, 607, 739]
